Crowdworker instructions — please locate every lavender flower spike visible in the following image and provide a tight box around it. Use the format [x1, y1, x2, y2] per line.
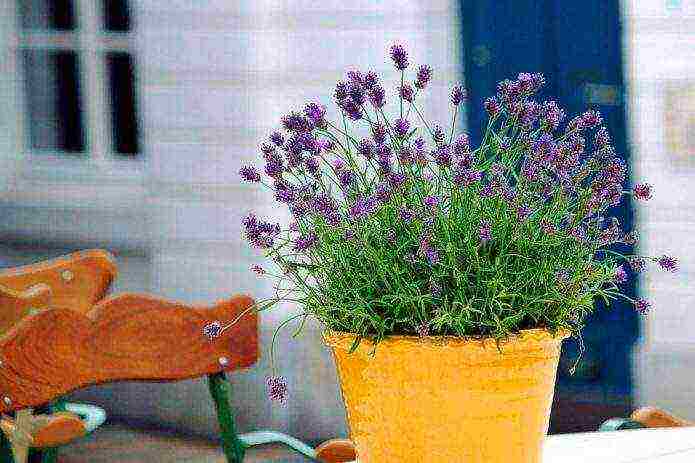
[394, 118, 410, 138]
[415, 65, 432, 89]
[633, 183, 652, 201]
[239, 166, 261, 183]
[634, 299, 652, 315]
[390, 44, 409, 70]
[657, 255, 678, 272]
[451, 85, 466, 106]
[266, 376, 288, 404]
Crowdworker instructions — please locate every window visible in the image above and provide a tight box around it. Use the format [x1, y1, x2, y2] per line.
[17, 0, 140, 158]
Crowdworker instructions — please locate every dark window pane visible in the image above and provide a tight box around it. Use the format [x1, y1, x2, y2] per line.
[102, 0, 132, 32]
[107, 52, 140, 156]
[23, 50, 85, 153]
[20, 0, 76, 31]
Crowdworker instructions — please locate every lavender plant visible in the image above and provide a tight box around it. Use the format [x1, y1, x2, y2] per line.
[235, 44, 674, 364]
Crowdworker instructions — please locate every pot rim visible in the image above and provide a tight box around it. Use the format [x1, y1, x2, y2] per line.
[323, 327, 570, 351]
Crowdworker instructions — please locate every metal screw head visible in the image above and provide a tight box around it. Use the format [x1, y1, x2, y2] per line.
[218, 356, 229, 367]
[3, 397, 11, 406]
[61, 270, 74, 282]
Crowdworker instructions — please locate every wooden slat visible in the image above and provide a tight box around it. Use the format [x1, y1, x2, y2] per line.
[0, 293, 258, 413]
[631, 407, 694, 428]
[0, 249, 117, 315]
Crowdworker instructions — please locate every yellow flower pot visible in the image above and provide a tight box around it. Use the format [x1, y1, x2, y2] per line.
[324, 329, 569, 463]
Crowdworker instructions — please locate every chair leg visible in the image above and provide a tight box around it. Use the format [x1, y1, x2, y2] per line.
[207, 372, 247, 463]
[0, 431, 15, 462]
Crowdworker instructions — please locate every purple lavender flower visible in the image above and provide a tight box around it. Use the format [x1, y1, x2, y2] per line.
[479, 220, 492, 243]
[202, 320, 222, 339]
[633, 183, 652, 201]
[348, 82, 366, 105]
[614, 266, 628, 284]
[304, 156, 320, 175]
[423, 195, 440, 209]
[387, 229, 397, 244]
[388, 172, 407, 188]
[419, 240, 440, 265]
[540, 101, 565, 130]
[634, 298, 651, 315]
[364, 71, 379, 89]
[338, 169, 356, 189]
[349, 196, 377, 219]
[243, 213, 281, 248]
[264, 153, 284, 178]
[372, 123, 387, 145]
[484, 97, 501, 116]
[275, 187, 296, 204]
[293, 232, 318, 251]
[629, 257, 645, 273]
[453, 134, 470, 157]
[479, 183, 495, 198]
[368, 85, 386, 108]
[398, 145, 414, 165]
[581, 109, 602, 128]
[394, 118, 410, 138]
[517, 72, 545, 93]
[240, 166, 261, 183]
[432, 125, 445, 145]
[454, 168, 482, 187]
[415, 65, 432, 89]
[414, 137, 426, 151]
[344, 229, 356, 240]
[304, 102, 326, 127]
[400, 84, 414, 102]
[334, 81, 349, 101]
[269, 131, 284, 147]
[517, 204, 532, 221]
[399, 207, 415, 223]
[434, 145, 451, 167]
[390, 44, 409, 70]
[358, 138, 376, 159]
[260, 142, 275, 157]
[451, 85, 466, 106]
[657, 255, 679, 272]
[281, 111, 311, 133]
[346, 70, 364, 86]
[375, 182, 392, 204]
[266, 376, 288, 404]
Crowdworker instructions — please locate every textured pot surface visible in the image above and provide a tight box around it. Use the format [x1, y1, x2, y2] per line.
[324, 329, 568, 463]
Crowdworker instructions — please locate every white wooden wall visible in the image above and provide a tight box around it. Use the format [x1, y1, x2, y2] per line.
[626, 0, 695, 420]
[0, 0, 463, 441]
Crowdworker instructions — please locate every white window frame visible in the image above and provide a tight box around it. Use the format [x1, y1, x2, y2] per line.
[4, 0, 146, 197]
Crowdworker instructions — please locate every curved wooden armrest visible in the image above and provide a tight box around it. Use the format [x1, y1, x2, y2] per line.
[630, 406, 694, 428]
[0, 249, 117, 314]
[0, 283, 51, 336]
[0, 293, 258, 413]
[315, 439, 357, 463]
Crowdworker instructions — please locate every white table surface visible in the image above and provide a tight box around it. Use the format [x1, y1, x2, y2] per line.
[544, 427, 695, 462]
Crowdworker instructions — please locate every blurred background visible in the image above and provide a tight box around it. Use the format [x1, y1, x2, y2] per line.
[0, 0, 692, 448]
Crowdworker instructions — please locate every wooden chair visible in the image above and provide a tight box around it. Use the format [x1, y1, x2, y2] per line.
[600, 407, 694, 431]
[0, 250, 117, 462]
[0, 251, 351, 462]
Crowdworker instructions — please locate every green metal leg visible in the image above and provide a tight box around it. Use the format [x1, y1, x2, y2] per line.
[37, 448, 57, 463]
[207, 372, 247, 463]
[1, 431, 14, 462]
[599, 417, 646, 432]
